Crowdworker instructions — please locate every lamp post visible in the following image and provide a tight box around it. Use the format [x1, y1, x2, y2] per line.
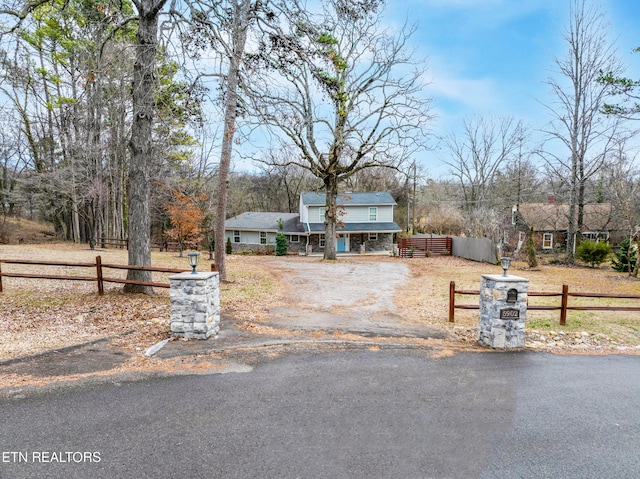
[500, 256, 512, 277]
[187, 252, 200, 274]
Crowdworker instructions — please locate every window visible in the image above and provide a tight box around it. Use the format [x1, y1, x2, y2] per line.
[233, 230, 241, 243]
[542, 233, 553, 249]
[319, 234, 325, 248]
[369, 207, 377, 221]
[369, 233, 378, 240]
[260, 232, 267, 245]
[582, 231, 609, 242]
[319, 209, 325, 222]
[289, 234, 299, 243]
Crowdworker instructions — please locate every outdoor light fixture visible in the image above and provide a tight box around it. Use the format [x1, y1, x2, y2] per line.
[188, 252, 200, 274]
[500, 256, 512, 277]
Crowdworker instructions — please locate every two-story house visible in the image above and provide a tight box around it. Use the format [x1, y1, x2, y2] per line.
[224, 192, 401, 254]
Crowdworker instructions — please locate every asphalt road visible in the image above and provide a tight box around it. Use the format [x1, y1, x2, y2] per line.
[1, 350, 639, 479]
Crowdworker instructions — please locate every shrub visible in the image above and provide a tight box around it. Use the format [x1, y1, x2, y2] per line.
[611, 238, 638, 272]
[275, 232, 287, 256]
[576, 240, 611, 267]
[226, 237, 233, 255]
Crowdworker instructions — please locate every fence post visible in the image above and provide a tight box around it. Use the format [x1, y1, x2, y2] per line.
[560, 284, 568, 326]
[0, 261, 3, 293]
[449, 281, 455, 323]
[96, 255, 104, 296]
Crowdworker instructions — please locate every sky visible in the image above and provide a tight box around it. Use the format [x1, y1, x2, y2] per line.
[381, 0, 640, 176]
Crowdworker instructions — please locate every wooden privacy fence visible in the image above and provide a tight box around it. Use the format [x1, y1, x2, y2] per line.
[0, 256, 215, 295]
[399, 237, 452, 258]
[449, 281, 640, 325]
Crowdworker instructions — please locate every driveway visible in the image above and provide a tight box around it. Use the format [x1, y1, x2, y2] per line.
[266, 257, 449, 339]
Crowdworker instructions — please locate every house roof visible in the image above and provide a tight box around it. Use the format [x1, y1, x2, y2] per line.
[301, 191, 397, 206]
[303, 222, 402, 234]
[517, 203, 613, 232]
[225, 212, 304, 233]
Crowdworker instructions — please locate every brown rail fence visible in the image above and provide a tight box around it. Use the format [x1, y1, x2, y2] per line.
[399, 237, 452, 258]
[95, 238, 183, 252]
[449, 281, 640, 325]
[0, 256, 212, 295]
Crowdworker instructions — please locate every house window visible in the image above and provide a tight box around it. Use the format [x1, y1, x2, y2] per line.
[319, 209, 325, 222]
[289, 234, 299, 243]
[542, 233, 553, 249]
[319, 234, 325, 248]
[369, 233, 378, 240]
[233, 230, 241, 243]
[582, 231, 609, 242]
[260, 232, 267, 245]
[369, 207, 378, 221]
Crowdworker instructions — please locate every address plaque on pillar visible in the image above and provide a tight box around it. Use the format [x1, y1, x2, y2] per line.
[500, 308, 520, 320]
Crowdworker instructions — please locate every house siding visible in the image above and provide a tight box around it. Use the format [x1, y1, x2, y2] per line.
[224, 230, 276, 245]
[304, 205, 394, 224]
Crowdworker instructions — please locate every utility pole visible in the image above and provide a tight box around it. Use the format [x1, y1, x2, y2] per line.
[412, 161, 417, 234]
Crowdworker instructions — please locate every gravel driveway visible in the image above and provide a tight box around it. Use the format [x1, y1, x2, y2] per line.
[267, 257, 449, 339]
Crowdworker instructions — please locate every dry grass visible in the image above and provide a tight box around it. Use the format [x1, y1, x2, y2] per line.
[1, 244, 640, 363]
[397, 255, 640, 345]
[0, 217, 56, 244]
[0, 243, 284, 360]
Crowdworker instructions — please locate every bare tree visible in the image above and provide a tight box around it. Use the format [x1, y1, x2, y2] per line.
[247, 0, 433, 260]
[605, 140, 640, 276]
[443, 115, 526, 212]
[175, 0, 259, 281]
[540, 0, 622, 261]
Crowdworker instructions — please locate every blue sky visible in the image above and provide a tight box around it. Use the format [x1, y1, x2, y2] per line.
[383, 0, 640, 176]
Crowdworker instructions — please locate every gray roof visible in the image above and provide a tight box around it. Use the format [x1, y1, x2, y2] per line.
[304, 222, 402, 234]
[225, 212, 304, 233]
[301, 191, 397, 206]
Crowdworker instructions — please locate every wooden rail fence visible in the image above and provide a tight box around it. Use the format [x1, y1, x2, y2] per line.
[94, 238, 185, 252]
[0, 256, 215, 295]
[449, 281, 640, 325]
[398, 237, 452, 258]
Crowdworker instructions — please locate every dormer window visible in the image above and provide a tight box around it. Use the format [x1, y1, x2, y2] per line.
[369, 207, 377, 221]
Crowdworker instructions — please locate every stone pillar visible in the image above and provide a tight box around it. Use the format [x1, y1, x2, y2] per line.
[478, 274, 529, 349]
[169, 272, 220, 339]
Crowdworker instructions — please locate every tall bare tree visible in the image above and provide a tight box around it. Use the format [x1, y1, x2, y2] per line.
[540, 0, 622, 261]
[248, 0, 433, 260]
[443, 115, 526, 214]
[177, 0, 258, 280]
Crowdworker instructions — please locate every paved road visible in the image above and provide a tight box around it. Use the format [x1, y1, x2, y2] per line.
[1, 350, 639, 479]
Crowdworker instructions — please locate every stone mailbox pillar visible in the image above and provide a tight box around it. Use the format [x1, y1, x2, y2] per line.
[478, 274, 529, 349]
[169, 271, 220, 339]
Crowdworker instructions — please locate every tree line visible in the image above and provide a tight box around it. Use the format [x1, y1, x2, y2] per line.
[1, 0, 639, 289]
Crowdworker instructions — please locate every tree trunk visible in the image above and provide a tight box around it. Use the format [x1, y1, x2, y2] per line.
[213, 0, 251, 281]
[125, 0, 166, 294]
[323, 175, 338, 261]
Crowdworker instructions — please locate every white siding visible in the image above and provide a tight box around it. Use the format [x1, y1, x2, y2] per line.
[224, 230, 278, 244]
[306, 206, 325, 224]
[299, 196, 309, 223]
[304, 205, 393, 224]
